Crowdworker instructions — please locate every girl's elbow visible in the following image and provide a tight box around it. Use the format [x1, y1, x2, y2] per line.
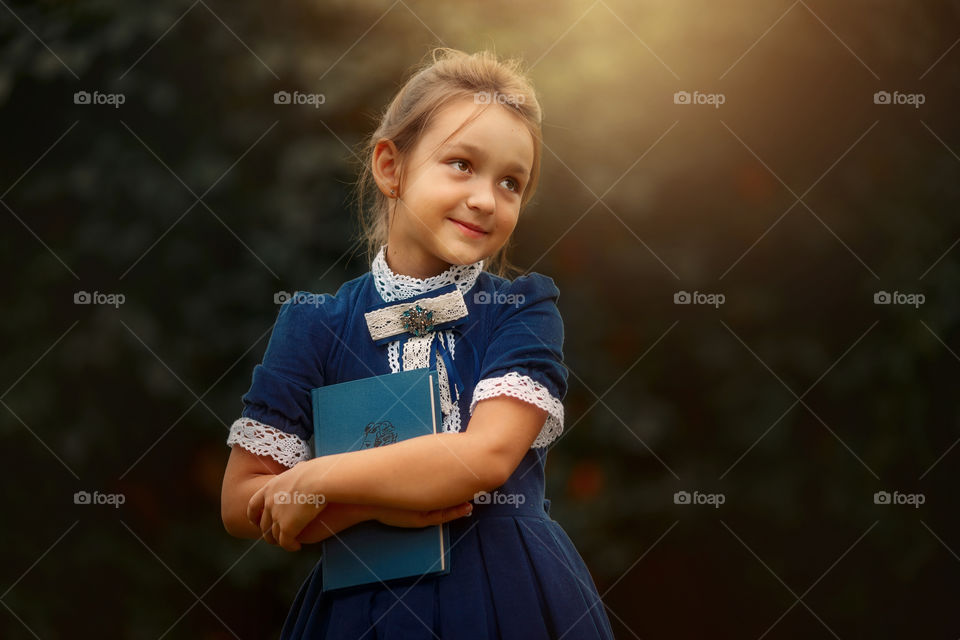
[478, 450, 513, 491]
[223, 512, 259, 539]
[221, 495, 257, 539]
[221, 505, 245, 538]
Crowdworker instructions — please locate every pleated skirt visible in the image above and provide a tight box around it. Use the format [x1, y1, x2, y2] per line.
[279, 511, 616, 639]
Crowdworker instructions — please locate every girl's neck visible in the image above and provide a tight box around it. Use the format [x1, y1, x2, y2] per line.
[384, 245, 453, 280]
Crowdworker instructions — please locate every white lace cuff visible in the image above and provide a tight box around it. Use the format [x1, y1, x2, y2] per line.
[226, 417, 313, 468]
[469, 372, 564, 448]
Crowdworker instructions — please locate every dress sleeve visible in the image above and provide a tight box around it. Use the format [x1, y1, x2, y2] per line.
[469, 273, 568, 448]
[226, 293, 328, 468]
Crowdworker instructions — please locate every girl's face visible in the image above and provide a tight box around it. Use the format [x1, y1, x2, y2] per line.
[378, 97, 535, 278]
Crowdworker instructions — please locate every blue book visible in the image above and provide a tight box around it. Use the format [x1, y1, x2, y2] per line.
[311, 368, 452, 592]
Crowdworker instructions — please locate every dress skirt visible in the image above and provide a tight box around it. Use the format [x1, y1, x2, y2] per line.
[279, 497, 616, 639]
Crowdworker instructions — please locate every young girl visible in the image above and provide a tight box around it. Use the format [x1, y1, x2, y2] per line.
[221, 47, 616, 640]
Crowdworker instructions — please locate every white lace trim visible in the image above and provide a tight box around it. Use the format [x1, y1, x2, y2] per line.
[386, 334, 463, 434]
[226, 418, 312, 468]
[388, 340, 401, 374]
[435, 343, 456, 420]
[364, 289, 468, 342]
[469, 372, 564, 448]
[441, 403, 462, 434]
[440, 331, 462, 433]
[446, 329, 456, 359]
[371, 244, 484, 302]
[371, 245, 474, 436]
[402, 334, 434, 370]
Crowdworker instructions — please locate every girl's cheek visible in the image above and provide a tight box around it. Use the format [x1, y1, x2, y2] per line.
[437, 182, 468, 201]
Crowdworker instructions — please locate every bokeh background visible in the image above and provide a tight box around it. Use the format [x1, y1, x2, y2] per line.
[3, 0, 960, 637]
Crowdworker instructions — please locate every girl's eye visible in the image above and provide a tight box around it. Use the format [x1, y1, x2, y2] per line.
[450, 159, 521, 194]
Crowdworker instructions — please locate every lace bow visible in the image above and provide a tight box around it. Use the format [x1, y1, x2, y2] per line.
[364, 286, 469, 344]
[363, 283, 469, 405]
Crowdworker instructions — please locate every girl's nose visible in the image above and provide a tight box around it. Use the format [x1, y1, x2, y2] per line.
[465, 183, 496, 214]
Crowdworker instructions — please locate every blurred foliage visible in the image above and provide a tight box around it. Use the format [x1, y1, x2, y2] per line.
[2, 0, 960, 637]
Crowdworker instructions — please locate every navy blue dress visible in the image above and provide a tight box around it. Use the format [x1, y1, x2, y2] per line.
[229, 254, 616, 639]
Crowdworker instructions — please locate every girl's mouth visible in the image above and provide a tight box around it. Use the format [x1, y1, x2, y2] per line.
[449, 218, 488, 238]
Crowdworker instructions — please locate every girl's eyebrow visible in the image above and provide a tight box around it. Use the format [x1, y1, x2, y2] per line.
[442, 141, 530, 178]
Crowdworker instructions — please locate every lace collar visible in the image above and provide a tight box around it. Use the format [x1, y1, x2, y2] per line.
[371, 245, 484, 302]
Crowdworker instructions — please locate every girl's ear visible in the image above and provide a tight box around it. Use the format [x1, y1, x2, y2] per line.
[372, 138, 401, 197]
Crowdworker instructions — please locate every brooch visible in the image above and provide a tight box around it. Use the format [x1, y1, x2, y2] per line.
[400, 304, 435, 337]
[364, 287, 469, 344]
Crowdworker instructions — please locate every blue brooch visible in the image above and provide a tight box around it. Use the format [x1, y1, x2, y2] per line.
[400, 304, 435, 337]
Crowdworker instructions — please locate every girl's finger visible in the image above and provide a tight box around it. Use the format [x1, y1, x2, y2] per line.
[262, 527, 277, 546]
[248, 485, 266, 524]
[261, 511, 277, 545]
[260, 501, 273, 537]
[442, 503, 472, 522]
[278, 529, 301, 552]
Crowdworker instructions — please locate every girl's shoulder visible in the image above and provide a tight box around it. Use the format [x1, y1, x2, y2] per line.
[277, 272, 371, 338]
[472, 270, 561, 309]
[469, 270, 564, 341]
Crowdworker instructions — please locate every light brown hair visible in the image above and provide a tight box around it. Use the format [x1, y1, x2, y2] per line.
[351, 47, 543, 278]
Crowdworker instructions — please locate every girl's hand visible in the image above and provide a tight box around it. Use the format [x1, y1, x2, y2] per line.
[293, 502, 474, 545]
[373, 501, 473, 528]
[247, 463, 325, 552]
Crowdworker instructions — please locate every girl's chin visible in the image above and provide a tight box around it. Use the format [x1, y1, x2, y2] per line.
[441, 241, 488, 265]
[444, 254, 482, 266]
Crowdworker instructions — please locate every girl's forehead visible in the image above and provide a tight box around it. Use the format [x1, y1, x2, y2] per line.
[421, 99, 534, 168]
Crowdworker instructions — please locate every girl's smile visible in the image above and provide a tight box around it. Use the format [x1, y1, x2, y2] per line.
[373, 96, 535, 280]
[448, 217, 490, 238]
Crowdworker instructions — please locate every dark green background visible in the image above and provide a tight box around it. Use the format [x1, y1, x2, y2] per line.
[2, 1, 959, 637]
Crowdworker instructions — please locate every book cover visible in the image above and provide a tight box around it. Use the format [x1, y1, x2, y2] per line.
[311, 368, 452, 592]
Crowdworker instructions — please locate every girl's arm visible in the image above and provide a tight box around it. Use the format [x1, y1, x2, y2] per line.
[299, 397, 548, 511]
[222, 445, 374, 540]
[223, 446, 474, 543]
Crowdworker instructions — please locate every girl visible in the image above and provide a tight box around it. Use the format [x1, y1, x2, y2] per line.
[221, 47, 616, 640]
